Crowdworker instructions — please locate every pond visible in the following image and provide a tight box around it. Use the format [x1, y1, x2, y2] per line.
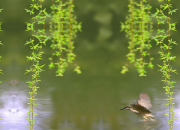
[0, 0, 180, 130]
[0, 55, 179, 130]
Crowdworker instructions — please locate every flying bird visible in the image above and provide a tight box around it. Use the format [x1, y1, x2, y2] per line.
[120, 93, 155, 121]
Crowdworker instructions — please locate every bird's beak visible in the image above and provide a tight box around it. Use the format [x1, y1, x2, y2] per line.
[120, 108, 125, 110]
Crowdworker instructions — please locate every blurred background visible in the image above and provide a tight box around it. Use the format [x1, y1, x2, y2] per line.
[0, 0, 180, 130]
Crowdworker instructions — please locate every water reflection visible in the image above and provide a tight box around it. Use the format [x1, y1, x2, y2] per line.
[92, 119, 110, 130]
[0, 81, 29, 130]
[9, 80, 19, 86]
[1, 79, 180, 130]
[58, 118, 77, 130]
[173, 88, 180, 128]
[0, 80, 53, 130]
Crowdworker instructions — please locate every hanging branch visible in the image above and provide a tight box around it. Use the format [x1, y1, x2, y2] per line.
[147, 0, 153, 69]
[121, 0, 153, 76]
[0, 8, 3, 129]
[25, 0, 47, 129]
[0, 8, 3, 77]
[154, 0, 177, 129]
[49, 0, 81, 76]
[121, 0, 135, 74]
[49, 0, 56, 69]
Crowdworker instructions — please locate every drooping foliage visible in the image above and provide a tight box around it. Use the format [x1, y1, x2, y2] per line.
[25, 0, 81, 129]
[49, 0, 81, 76]
[121, 0, 153, 76]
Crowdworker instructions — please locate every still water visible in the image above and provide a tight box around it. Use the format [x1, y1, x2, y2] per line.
[0, 64, 179, 130]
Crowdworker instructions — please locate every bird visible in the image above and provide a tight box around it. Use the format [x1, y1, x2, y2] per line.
[120, 93, 155, 121]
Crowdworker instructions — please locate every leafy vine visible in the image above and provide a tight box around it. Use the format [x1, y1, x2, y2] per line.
[154, 0, 177, 128]
[25, 0, 47, 129]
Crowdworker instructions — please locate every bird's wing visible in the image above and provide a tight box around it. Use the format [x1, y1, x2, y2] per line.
[130, 103, 151, 114]
[137, 93, 152, 110]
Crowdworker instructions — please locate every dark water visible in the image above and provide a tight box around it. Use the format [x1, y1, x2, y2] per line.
[0, 0, 180, 130]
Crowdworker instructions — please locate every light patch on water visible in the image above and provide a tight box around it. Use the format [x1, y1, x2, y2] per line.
[152, 86, 180, 129]
[172, 89, 180, 128]
[0, 90, 29, 130]
[0, 81, 53, 130]
[150, 86, 180, 130]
